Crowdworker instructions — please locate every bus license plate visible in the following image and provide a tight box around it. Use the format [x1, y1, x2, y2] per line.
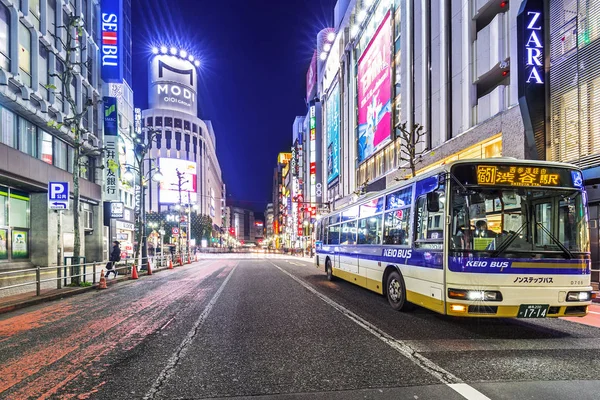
[517, 304, 549, 318]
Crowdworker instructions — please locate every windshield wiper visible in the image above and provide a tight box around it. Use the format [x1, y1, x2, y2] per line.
[535, 221, 573, 259]
[491, 221, 528, 258]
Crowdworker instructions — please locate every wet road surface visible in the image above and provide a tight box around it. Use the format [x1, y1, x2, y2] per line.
[0, 256, 599, 399]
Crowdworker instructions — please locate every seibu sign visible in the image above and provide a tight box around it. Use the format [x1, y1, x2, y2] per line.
[100, 0, 123, 83]
[148, 55, 198, 116]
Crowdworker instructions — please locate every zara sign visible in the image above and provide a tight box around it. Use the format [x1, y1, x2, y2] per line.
[517, 0, 546, 161]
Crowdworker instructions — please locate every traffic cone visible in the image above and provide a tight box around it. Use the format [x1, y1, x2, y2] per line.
[130, 264, 139, 279]
[98, 271, 107, 289]
[147, 260, 153, 275]
[195, 254, 198, 262]
[178, 256, 183, 266]
[168, 258, 174, 269]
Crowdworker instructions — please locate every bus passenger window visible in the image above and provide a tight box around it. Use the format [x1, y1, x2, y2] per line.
[358, 215, 382, 244]
[383, 209, 410, 245]
[340, 221, 357, 245]
[327, 225, 340, 245]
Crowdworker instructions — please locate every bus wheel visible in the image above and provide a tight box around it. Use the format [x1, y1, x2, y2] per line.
[326, 259, 335, 281]
[386, 270, 411, 311]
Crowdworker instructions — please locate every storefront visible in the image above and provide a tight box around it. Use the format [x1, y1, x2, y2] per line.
[116, 207, 135, 260]
[0, 186, 30, 263]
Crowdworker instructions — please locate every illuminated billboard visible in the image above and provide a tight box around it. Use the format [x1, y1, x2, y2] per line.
[100, 0, 123, 82]
[148, 55, 198, 116]
[357, 11, 392, 163]
[158, 158, 197, 204]
[326, 83, 340, 185]
[306, 51, 317, 100]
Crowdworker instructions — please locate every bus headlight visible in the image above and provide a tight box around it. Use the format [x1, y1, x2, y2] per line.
[566, 291, 591, 302]
[448, 289, 503, 301]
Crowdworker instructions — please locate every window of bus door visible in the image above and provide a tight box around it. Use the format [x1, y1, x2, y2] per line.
[414, 191, 445, 249]
[340, 221, 357, 245]
[327, 224, 340, 245]
[358, 215, 382, 244]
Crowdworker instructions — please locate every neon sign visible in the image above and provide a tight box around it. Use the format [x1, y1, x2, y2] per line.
[101, 0, 122, 83]
[524, 11, 543, 84]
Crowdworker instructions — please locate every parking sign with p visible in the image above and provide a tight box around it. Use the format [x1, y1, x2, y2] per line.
[48, 182, 70, 210]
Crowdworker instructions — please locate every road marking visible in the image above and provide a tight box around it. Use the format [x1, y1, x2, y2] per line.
[589, 311, 600, 315]
[448, 383, 492, 400]
[270, 261, 491, 400]
[144, 264, 237, 400]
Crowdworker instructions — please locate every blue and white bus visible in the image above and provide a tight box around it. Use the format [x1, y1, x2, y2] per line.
[314, 159, 592, 318]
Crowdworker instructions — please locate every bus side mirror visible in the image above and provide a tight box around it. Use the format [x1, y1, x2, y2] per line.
[427, 192, 440, 213]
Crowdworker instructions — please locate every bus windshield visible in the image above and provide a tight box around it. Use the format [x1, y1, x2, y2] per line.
[450, 186, 589, 257]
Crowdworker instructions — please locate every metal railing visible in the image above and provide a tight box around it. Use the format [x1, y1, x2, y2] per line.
[0, 252, 199, 298]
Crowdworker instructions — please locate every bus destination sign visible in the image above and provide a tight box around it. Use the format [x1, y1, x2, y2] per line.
[476, 165, 561, 187]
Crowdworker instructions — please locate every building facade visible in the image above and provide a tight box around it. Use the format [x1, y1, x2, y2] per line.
[141, 50, 224, 233]
[0, 0, 106, 268]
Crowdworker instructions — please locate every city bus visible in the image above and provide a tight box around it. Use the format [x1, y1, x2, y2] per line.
[314, 159, 592, 318]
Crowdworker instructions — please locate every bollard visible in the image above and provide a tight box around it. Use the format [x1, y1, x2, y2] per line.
[93, 263, 97, 284]
[36, 266, 41, 296]
[83, 264, 87, 283]
[57, 267, 62, 290]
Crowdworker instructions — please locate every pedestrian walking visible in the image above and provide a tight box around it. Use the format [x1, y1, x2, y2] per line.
[105, 241, 121, 278]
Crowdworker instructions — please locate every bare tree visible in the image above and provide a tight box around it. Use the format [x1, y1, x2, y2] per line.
[46, 14, 100, 282]
[397, 122, 428, 178]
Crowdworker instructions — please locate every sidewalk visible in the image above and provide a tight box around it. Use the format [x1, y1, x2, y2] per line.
[0, 274, 128, 314]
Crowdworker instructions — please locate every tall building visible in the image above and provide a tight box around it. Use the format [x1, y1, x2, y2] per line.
[230, 206, 255, 244]
[0, 0, 105, 267]
[141, 47, 224, 232]
[264, 203, 274, 239]
[308, 0, 600, 282]
[272, 152, 291, 248]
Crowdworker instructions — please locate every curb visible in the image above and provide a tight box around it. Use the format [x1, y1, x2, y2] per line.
[0, 262, 198, 315]
[0, 285, 97, 315]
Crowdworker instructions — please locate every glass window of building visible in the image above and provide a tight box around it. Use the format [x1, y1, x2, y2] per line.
[39, 43, 49, 98]
[81, 0, 88, 30]
[47, 0, 56, 39]
[55, 58, 64, 110]
[54, 139, 67, 170]
[29, 0, 40, 30]
[0, 186, 7, 227]
[0, 3, 9, 71]
[39, 130, 53, 165]
[175, 132, 181, 151]
[9, 190, 30, 228]
[0, 106, 17, 148]
[155, 117, 162, 127]
[184, 120, 191, 131]
[174, 118, 182, 129]
[192, 123, 198, 133]
[146, 117, 153, 126]
[19, 23, 32, 87]
[18, 118, 37, 157]
[67, 146, 74, 173]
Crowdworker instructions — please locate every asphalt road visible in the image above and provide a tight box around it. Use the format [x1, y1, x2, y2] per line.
[1, 255, 600, 399]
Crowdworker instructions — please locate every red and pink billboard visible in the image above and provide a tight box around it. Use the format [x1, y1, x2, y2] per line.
[357, 11, 392, 163]
[306, 51, 317, 100]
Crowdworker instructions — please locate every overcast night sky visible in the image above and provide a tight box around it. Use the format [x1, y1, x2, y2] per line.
[131, 0, 337, 212]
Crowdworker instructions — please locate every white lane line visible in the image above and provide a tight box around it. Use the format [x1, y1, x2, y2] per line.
[270, 261, 492, 400]
[144, 264, 237, 400]
[588, 311, 600, 315]
[448, 384, 492, 400]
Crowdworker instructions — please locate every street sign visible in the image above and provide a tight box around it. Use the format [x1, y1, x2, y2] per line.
[110, 202, 124, 218]
[172, 227, 180, 236]
[48, 182, 69, 210]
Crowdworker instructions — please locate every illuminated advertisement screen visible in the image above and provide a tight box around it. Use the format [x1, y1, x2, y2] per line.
[326, 83, 340, 185]
[159, 158, 197, 204]
[452, 164, 583, 188]
[357, 11, 392, 163]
